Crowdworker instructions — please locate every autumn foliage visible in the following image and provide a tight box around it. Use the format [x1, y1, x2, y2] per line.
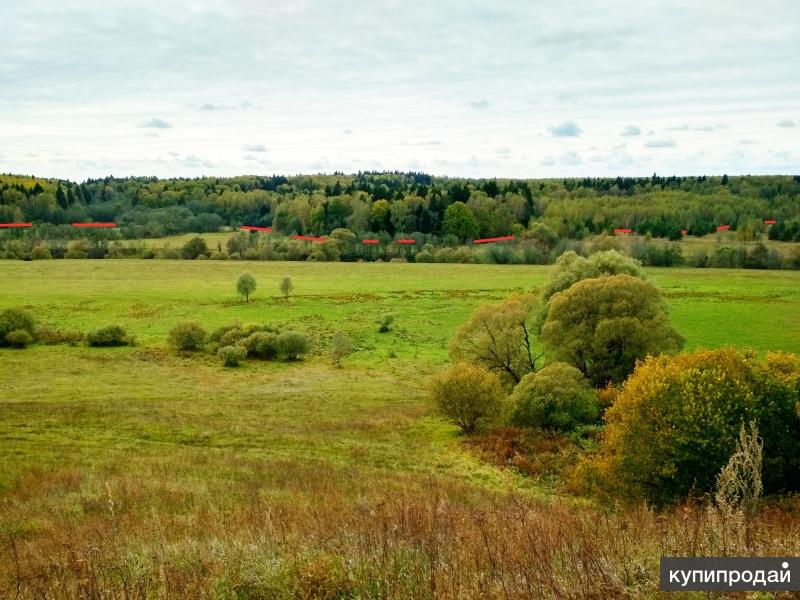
[579, 348, 800, 505]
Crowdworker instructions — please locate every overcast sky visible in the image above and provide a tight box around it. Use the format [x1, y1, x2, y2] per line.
[1, 0, 799, 181]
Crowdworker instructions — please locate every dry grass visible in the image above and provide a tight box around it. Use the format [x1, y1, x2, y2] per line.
[3, 463, 800, 599]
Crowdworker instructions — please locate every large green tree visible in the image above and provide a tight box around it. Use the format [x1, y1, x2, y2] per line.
[442, 201, 479, 241]
[540, 274, 683, 385]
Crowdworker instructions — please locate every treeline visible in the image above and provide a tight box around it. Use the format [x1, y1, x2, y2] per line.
[4, 230, 800, 270]
[2, 172, 800, 242]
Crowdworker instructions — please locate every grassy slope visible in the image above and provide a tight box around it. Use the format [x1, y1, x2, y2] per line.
[1, 261, 799, 596]
[2, 260, 798, 482]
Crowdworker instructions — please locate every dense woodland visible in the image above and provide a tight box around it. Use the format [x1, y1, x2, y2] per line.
[2, 172, 800, 240]
[2, 172, 800, 268]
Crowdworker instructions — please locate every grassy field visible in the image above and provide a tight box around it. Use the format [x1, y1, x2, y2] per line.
[1, 261, 799, 598]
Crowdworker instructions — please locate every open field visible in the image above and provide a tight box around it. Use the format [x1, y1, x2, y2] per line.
[2, 261, 800, 597]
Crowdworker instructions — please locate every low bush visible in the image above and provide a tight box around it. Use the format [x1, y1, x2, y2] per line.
[35, 325, 84, 345]
[168, 321, 207, 351]
[31, 244, 52, 260]
[6, 329, 33, 348]
[430, 362, 504, 434]
[218, 345, 247, 367]
[87, 325, 133, 347]
[511, 362, 599, 432]
[279, 331, 311, 360]
[246, 332, 281, 359]
[0, 308, 36, 346]
[378, 315, 394, 333]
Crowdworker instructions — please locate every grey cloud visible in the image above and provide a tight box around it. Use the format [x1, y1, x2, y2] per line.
[139, 117, 173, 129]
[777, 119, 797, 128]
[539, 156, 556, 166]
[645, 138, 676, 148]
[548, 121, 582, 137]
[242, 143, 268, 152]
[620, 125, 641, 136]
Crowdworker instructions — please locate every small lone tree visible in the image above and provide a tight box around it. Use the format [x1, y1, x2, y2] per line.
[279, 276, 294, 301]
[330, 331, 352, 368]
[237, 272, 257, 302]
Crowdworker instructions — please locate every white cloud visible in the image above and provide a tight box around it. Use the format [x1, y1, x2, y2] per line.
[242, 143, 268, 152]
[138, 117, 173, 129]
[467, 99, 490, 110]
[548, 120, 582, 137]
[559, 150, 582, 165]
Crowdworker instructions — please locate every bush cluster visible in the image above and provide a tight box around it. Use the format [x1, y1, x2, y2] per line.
[203, 322, 312, 366]
[86, 325, 134, 347]
[0, 308, 36, 347]
[168, 321, 207, 351]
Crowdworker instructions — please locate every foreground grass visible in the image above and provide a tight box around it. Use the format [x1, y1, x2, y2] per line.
[1, 261, 800, 598]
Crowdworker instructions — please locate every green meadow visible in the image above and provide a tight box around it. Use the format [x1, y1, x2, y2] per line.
[1, 260, 799, 597]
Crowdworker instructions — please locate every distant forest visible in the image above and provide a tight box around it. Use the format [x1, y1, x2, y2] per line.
[2, 172, 800, 243]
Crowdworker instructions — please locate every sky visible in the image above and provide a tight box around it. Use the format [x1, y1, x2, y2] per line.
[1, 0, 799, 181]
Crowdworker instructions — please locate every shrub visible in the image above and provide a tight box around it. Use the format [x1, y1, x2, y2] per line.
[181, 236, 209, 259]
[246, 332, 280, 359]
[581, 349, 800, 505]
[168, 321, 207, 351]
[414, 249, 434, 263]
[511, 362, 599, 431]
[237, 272, 257, 302]
[430, 362, 503, 434]
[87, 325, 132, 347]
[35, 325, 84, 345]
[378, 314, 394, 333]
[6, 329, 33, 348]
[218, 345, 247, 367]
[31, 244, 52, 260]
[65, 239, 89, 259]
[0, 308, 36, 346]
[279, 331, 311, 360]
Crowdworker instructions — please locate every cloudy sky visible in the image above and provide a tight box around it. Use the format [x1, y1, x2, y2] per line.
[1, 0, 799, 181]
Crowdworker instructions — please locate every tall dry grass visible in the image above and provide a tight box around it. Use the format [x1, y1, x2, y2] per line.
[2, 460, 799, 599]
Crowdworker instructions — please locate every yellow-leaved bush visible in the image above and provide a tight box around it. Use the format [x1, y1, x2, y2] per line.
[576, 348, 800, 505]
